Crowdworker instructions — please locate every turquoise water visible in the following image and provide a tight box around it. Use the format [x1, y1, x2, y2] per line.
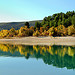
[0, 44, 75, 75]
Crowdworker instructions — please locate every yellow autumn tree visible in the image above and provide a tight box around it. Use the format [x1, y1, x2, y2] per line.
[48, 27, 55, 36]
[0, 30, 9, 38]
[68, 25, 75, 36]
[8, 28, 16, 37]
[57, 25, 67, 36]
[33, 30, 40, 37]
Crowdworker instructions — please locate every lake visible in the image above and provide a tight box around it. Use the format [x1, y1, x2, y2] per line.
[0, 44, 75, 75]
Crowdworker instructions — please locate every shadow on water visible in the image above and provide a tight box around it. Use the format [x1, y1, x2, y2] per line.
[0, 44, 75, 69]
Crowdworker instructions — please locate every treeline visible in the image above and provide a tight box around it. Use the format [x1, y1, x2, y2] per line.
[0, 11, 75, 38]
[0, 24, 74, 38]
[41, 11, 75, 28]
[0, 20, 42, 31]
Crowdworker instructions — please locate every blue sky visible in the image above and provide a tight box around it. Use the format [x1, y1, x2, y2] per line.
[0, 0, 75, 22]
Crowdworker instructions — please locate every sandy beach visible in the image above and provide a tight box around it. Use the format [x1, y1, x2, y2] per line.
[0, 36, 75, 46]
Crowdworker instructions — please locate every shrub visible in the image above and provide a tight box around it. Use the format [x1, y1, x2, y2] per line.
[33, 30, 40, 37]
[0, 30, 9, 38]
[8, 28, 16, 37]
[48, 27, 56, 36]
[68, 25, 75, 36]
[57, 25, 67, 36]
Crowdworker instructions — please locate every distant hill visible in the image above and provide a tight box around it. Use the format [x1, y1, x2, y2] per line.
[0, 20, 42, 31]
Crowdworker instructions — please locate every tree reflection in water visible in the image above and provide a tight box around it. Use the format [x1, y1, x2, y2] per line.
[0, 44, 75, 69]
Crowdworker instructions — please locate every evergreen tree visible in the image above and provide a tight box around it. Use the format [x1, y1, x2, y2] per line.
[25, 22, 30, 28]
[72, 15, 75, 25]
[35, 21, 41, 30]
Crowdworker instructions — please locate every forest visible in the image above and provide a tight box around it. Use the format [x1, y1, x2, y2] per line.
[0, 11, 75, 38]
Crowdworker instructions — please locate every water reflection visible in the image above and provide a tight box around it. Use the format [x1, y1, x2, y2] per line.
[0, 44, 75, 69]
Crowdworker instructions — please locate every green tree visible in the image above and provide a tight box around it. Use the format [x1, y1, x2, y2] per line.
[72, 15, 75, 25]
[62, 18, 65, 25]
[58, 19, 62, 26]
[49, 21, 54, 27]
[43, 24, 49, 30]
[41, 20, 45, 26]
[25, 22, 30, 28]
[35, 21, 41, 30]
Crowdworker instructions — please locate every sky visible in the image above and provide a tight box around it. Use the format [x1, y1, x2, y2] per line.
[0, 0, 75, 23]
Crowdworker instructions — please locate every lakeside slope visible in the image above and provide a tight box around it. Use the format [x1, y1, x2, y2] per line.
[0, 37, 75, 46]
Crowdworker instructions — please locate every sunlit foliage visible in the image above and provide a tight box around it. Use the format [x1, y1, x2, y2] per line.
[56, 25, 68, 36]
[68, 25, 75, 36]
[33, 30, 40, 37]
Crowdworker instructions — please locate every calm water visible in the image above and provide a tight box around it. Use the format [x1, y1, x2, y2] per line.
[0, 44, 75, 75]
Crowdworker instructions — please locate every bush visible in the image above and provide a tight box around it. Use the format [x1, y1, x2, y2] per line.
[48, 27, 55, 36]
[42, 30, 49, 36]
[8, 28, 16, 37]
[68, 25, 75, 36]
[0, 30, 9, 38]
[33, 30, 40, 37]
[57, 25, 67, 36]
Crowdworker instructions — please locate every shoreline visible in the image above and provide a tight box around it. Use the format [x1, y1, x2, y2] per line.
[0, 36, 75, 46]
